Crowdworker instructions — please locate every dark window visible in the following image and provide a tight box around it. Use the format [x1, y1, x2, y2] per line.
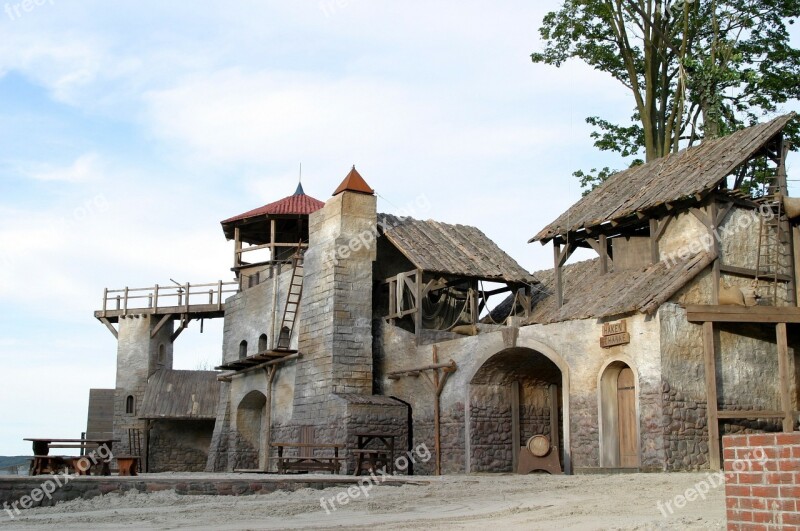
[258, 334, 268, 352]
[239, 340, 248, 360]
[125, 395, 135, 415]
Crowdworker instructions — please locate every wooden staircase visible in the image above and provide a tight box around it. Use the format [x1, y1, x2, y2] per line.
[275, 249, 305, 351]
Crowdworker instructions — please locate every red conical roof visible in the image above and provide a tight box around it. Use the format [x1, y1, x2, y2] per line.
[333, 166, 374, 196]
[222, 183, 325, 224]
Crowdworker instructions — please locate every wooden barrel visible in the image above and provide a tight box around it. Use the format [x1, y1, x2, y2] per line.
[526, 435, 550, 457]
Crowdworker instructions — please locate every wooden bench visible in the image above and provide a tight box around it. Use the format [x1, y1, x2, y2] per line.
[270, 443, 346, 474]
[24, 438, 119, 476]
[115, 456, 140, 476]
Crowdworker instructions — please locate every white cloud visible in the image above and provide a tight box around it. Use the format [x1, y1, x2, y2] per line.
[26, 152, 103, 183]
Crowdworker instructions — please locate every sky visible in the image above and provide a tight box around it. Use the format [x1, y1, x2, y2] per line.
[0, 1, 798, 455]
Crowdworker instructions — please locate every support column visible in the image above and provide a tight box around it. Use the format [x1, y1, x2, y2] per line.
[511, 381, 520, 472]
[703, 321, 721, 470]
[776, 323, 795, 432]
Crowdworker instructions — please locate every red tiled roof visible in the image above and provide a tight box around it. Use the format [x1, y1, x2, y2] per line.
[221, 185, 325, 224]
[333, 166, 374, 196]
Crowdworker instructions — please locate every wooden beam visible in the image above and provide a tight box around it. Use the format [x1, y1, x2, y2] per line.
[709, 202, 720, 305]
[217, 353, 299, 381]
[99, 318, 118, 340]
[720, 264, 792, 283]
[776, 323, 795, 432]
[171, 315, 189, 342]
[690, 207, 711, 228]
[715, 202, 734, 227]
[717, 410, 792, 420]
[233, 227, 242, 269]
[415, 269, 423, 346]
[654, 215, 672, 241]
[511, 381, 520, 473]
[554, 242, 563, 308]
[703, 321, 721, 470]
[650, 218, 659, 264]
[686, 305, 800, 323]
[150, 313, 173, 338]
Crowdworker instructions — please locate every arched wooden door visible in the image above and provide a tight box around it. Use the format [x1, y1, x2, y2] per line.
[617, 368, 638, 467]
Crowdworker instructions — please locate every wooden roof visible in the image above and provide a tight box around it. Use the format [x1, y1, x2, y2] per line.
[489, 251, 713, 324]
[379, 213, 536, 284]
[531, 114, 795, 244]
[139, 370, 220, 420]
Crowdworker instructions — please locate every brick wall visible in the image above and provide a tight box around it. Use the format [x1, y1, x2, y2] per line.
[723, 432, 800, 530]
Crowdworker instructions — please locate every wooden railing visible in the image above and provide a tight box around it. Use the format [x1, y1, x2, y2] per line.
[100, 281, 239, 316]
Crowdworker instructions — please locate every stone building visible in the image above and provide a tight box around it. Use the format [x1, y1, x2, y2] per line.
[94, 115, 799, 475]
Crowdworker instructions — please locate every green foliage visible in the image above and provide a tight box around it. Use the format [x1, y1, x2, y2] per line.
[532, 0, 800, 193]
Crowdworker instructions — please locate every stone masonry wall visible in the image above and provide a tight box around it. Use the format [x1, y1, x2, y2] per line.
[113, 315, 174, 458]
[149, 420, 215, 472]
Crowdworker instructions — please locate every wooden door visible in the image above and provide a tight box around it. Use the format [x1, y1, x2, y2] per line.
[617, 368, 638, 467]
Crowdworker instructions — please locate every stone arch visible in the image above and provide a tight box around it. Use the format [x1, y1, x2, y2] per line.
[236, 390, 267, 469]
[125, 394, 135, 415]
[464, 338, 571, 474]
[258, 334, 268, 352]
[239, 340, 248, 360]
[597, 358, 641, 468]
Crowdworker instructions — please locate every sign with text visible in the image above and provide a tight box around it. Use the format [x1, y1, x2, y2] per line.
[600, 319, 630, 348]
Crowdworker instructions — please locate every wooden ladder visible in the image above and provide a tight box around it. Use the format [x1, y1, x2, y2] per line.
[275, 249, 305, 351]
[755, 183, 791, 305]
[127, 428, 143, 472]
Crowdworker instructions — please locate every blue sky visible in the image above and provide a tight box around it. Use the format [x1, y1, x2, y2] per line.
[0, 1, 798, 455]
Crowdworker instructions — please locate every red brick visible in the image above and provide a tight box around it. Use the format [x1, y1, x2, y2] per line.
[738, 497, 768, 511]
[766, 472, 795, 484]
[728, 509, 754, 522]
[781, 512, 800, 525]
[792, 446, 800, 459]
[748, 434, 777, 447]
[727, 496, 739, 509]
[779, 485, 800, 498]
[775, 433, 800, 445]
[751, 485, 779, 498]
[735, 472, 765, 484]
[724, 448, 737, 461]
[727, 484, 752, 497]
[752, 510, 781, 524]
[778, 459, 800, 472]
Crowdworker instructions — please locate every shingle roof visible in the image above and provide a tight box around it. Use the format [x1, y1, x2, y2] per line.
[221, 185, 325, 224]
[531, 114, 795, 244]
[139, 370, 220, 420]
[379, 213, 536, 284]
[488, 251, 713, 324]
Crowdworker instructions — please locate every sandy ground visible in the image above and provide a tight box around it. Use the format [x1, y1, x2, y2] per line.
[0, 472, 726, 530]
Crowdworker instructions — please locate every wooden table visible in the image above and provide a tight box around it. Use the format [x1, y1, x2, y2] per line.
[270, 442, 345, 474]
[24, 438, 119, 476]
[352, 433, 397, 475]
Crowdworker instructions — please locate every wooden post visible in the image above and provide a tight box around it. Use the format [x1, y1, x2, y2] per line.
[153, 284, 159, 313]
[102, 288, 108, 318]
[415, 269, 423, 346]
[123, 287, 129, 316]
[599, 234, 609, 275]
[234, 227, 242, 269]
[554, 242, 563, 308]
[709, 202, 720, 305]
[432, 346, 441, 475]
[776, 323, 794, 432]
[703, 321, 721, 470]
[217, 280, 223, 311]
[470, 282, 479, 324]
[511, 381, 520, 473]
[270, 219, 276, 262]
[650, 218, 659, 265]
[549, 384, 560, 452]
[185, 283, 190, 312]
[262, 365, 277, 471]
[388, 279, 396, 325]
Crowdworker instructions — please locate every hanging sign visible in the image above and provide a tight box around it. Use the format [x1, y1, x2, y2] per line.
[600, 319, 630, 348]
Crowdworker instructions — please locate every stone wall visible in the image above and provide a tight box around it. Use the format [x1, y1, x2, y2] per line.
[113, 315, 174, 458]
[148, 420, 215, 472]
[293, 191, 377, 421]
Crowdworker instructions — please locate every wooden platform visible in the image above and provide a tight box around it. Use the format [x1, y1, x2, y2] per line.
[685, 304, 800, 323]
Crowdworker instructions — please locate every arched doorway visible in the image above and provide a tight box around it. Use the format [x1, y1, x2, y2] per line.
[236, 390, 267, 469]
[599, 361, 640, 468]
[467, 347, 566, 474]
